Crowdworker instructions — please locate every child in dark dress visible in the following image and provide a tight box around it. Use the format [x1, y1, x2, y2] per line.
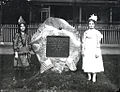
[13, 16, 31, 82]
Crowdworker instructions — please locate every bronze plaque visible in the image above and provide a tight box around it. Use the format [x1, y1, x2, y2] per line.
[46, 36, 70, 57]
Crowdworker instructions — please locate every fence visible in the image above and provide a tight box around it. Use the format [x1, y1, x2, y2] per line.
[0, 24, 120, 46]
[78, 24, 120, 45]
[0, 24, 38, 44]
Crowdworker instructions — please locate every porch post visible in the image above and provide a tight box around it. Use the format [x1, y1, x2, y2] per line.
[29, 6, 32, 24]
[0, 1, 3, 42]
[0, 1, 2, 25]
[27, 0, 32, 24]
[0, 1, 2, 88]
[79, 7, 82, 24]
[110, 7, 112, 23]
[48, 6, 50, 18]
[73, 0, 76, 26]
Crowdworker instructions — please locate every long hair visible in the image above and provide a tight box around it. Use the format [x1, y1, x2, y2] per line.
[18, 23, 28, 35]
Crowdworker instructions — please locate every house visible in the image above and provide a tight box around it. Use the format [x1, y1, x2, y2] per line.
[0, 0, 120, 89]
[0, 0, 120, 54]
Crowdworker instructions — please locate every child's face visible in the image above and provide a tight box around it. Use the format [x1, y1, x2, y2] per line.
[20, 23, 26, 32]
[88, 20, 95, 29]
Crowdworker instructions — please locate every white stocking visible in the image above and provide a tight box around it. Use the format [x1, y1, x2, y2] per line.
[88, 73, 91, 80]
[92, 73, 97, 82]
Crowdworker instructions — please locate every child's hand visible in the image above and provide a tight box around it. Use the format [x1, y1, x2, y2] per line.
[95, 48, 100, 58]
[81, 51, 84, 56]
[15, 52, 18, 59]
[95, 54, 99, 58]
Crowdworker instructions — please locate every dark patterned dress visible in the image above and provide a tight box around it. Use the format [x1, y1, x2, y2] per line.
[13, 33, 31, 67]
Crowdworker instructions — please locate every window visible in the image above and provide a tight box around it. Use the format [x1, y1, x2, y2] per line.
[112, 7, 120, 23]
[40, 7, 50, 22]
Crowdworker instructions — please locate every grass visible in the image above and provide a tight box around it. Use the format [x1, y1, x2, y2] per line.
[0, 55, 120, 92]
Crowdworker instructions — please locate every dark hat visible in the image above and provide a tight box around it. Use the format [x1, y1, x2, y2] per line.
[18, 16, 26, 24]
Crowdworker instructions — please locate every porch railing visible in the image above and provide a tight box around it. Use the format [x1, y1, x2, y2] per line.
[0, 24, 38, 44]
[77, 24, 120, 46]
[0, 24, 120, 46]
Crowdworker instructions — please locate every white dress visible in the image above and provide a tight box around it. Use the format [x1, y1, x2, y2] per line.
[82, 29, 104, 73]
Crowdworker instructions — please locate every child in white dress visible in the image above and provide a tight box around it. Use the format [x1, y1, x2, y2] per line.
[82, 14, 104, 82]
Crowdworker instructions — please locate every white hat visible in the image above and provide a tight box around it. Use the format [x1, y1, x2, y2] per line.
[89, 14, 98, 22]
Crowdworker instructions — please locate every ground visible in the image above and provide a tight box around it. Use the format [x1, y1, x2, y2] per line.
[0, 55, 120, 92]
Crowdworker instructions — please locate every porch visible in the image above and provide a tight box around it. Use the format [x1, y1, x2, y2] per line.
[0, 24, 120, 54]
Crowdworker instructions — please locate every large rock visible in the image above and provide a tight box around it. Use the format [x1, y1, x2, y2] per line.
[31, 17, 81, 73]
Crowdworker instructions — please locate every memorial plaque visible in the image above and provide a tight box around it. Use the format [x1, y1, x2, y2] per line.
[46, 36, 70, 57]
